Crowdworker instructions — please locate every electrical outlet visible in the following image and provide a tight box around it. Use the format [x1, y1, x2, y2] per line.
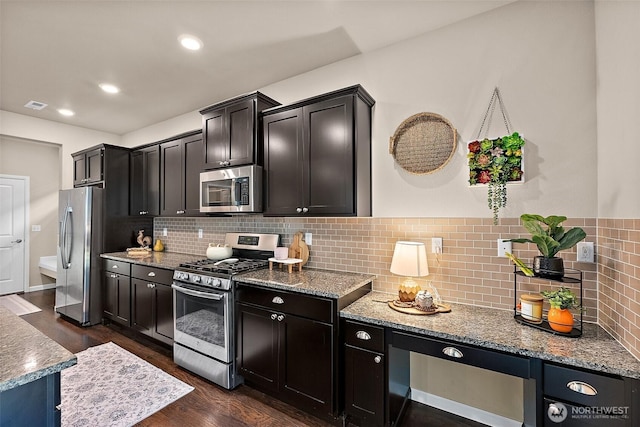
[497, 239, 512, 257]
[163, 228, 167, 237]
[304, 232, 312, 246]
[198, 229, 203, 239]
[431, 237, 443, 254]
[31, 225, 41, 232]
[577, 242, 595, 263]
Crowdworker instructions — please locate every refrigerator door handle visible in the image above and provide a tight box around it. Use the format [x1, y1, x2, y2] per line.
[60, 206, 72, 269]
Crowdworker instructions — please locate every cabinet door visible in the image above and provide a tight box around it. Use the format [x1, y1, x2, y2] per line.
[160, 139, 185, 216]
[304, 95, 354, 215]
[130, 146, 160, 216]
[344, 346, 385, 427]
[103, 271, 131, 326]
[154, 283, 174, 344]
[131, 278, 154, 336]
[183, 134, 204, 216]
[203, 107, 227, 169]
[236, 303, 279, 392]
[227, 99, 255, 167]
[263, 108, 305, 215]
[72, 154, 86, 186]
[280, 314, 333, 413]
[85, 148, 104, 184]
[103, 270, 118, 320]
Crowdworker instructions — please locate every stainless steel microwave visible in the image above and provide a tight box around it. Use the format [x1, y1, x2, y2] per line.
[200, 165, 262, 213]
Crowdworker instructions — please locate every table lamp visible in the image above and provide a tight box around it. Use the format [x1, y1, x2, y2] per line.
[390, 241, 429, 302]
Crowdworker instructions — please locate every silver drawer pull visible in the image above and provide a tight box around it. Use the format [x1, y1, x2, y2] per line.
[147, 272, 156, 277]
[442, 346, 463, 358]
[567, 381, 597, 396]
[112, 265, 118, 269]
[272, 296, 284, 304]
[374, 355, 382, 364]
[356, 331, 371, 340]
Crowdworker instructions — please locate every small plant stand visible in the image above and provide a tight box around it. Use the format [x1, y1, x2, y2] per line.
[513, 266, 583, 337]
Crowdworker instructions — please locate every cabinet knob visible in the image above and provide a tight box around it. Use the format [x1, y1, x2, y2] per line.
[296, 207, 302, 213]
[374, 355, 382, 364]
[302, 207, 308, 213]
[277, 314, 285, 322]
[356, 331, 371, 340]
[270, 313, 277, 320]
[567, 381, 597, 396]
[272, 296, 284, 304]
[442, 346, 463, 358]
[110, 274, 118, 278]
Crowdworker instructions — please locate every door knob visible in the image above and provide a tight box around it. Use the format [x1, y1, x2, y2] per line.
[11, 239, 23, 243]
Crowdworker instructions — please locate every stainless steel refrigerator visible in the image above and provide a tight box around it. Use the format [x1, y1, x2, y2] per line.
[55, 187, 104, 326]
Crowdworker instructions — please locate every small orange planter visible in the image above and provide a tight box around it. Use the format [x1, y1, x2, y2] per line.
[547, 307, 574, 333]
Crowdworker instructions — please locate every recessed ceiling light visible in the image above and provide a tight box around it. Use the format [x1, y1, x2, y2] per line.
[178, 34, 203, 51]
[58, 108, 75, 117]
[99, 83, 120, 94]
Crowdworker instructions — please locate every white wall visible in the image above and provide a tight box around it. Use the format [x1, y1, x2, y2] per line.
[595, 1, 640, 218]
[259, 0, 598, 219]
[0, 110, 120, 188]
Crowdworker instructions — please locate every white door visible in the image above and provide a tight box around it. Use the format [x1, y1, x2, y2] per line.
[0, 176, 27, 295]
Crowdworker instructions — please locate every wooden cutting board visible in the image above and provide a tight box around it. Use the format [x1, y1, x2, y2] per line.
[288, 231, 309, 266]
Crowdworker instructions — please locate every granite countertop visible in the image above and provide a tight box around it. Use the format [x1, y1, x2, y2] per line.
[101, 251, 205, 270]
[235, 268, 376, 299]
[0, 306, 77, 392]
[341, 292, 640, 380]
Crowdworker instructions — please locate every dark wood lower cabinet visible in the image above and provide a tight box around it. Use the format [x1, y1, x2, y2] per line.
[103, 270, 131, 326]
[344, 345, 385, 427]
[131, 278, 173, 345]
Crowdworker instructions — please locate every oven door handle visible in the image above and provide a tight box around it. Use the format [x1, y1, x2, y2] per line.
[172, 284, 224, 300]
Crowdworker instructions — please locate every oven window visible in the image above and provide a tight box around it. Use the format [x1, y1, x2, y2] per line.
[175, 290, 226, 348]
[203, 181, 231, 207]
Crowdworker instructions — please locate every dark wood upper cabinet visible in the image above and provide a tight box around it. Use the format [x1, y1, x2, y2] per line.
[200, 92, 280, 170]
[262, 85, 374, 217]
[159, 130, 204, 216]
[130, 145, 160, 216]
[72, 144, 129, 189]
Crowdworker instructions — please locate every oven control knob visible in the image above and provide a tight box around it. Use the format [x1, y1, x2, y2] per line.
[179, 272, 189, 280]
[212, 279, 222, 288]
[192, 275, 201, 283]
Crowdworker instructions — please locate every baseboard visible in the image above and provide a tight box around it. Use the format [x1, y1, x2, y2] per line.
[27, 283, 57, 292]
[411, 388, 521, 427]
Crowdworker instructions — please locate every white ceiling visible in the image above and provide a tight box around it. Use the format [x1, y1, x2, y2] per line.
[0, 1, 513, 135]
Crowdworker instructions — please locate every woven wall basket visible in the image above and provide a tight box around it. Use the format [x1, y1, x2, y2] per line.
[389, 112, 457, 175]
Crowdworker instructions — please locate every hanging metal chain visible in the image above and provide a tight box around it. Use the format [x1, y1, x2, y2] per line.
[476, 87, 513, 140]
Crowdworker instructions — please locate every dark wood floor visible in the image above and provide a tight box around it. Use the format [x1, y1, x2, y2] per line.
[19, 290, 485, 427]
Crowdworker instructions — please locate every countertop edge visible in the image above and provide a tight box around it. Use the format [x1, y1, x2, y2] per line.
[0, 357, 77, 392]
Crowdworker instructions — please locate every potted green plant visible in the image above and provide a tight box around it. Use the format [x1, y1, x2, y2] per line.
[508, 214, 586, 278]
[540, 287, 580, 333]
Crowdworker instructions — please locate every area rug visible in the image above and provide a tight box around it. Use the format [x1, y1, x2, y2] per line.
[61, 342, 194, 427]
[0, 294, 42, 316]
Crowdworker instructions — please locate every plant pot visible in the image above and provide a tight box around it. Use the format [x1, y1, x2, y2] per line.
[547, 307, 574, 333]
[533, 256, 564, 278]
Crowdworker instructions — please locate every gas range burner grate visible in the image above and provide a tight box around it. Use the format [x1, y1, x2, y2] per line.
[179, 258, 269, 275]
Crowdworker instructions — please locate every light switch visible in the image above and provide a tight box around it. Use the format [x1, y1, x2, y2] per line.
[497, 239, 512, 257]
[32, 225, 41, 232]
[304, 232, 312, 245]
[198, 229, 203, 239]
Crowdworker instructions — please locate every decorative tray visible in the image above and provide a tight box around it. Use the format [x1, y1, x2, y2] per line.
[387, 300, 451, 315]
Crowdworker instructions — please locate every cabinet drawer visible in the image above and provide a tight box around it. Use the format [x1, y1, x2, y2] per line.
[544, 364, 625, 407]
[390, 331, 530, 379]
[344, 320, 384, 353]
[236, 284, 333, 323]
[131, 264, 173, 285]
[103, 259, 130, 275]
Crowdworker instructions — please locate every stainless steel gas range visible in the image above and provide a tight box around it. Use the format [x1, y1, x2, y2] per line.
[171, 232, 279, 389]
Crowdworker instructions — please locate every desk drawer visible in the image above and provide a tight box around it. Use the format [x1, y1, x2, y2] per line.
[131, 264, 173, 285]
[544, 364, 625, 407]
[344, 320, 384, 353]
[390, 331, 530, 378]
[103, 259, 130, 275]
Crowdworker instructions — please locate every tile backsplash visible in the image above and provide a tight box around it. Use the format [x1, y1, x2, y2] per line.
[154, 216, 599, 324]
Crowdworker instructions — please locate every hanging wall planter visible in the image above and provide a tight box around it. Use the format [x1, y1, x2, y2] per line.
[468, 88, 525, 224]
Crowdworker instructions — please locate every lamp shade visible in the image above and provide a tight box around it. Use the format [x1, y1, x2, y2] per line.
[390, 241, 429, 277]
